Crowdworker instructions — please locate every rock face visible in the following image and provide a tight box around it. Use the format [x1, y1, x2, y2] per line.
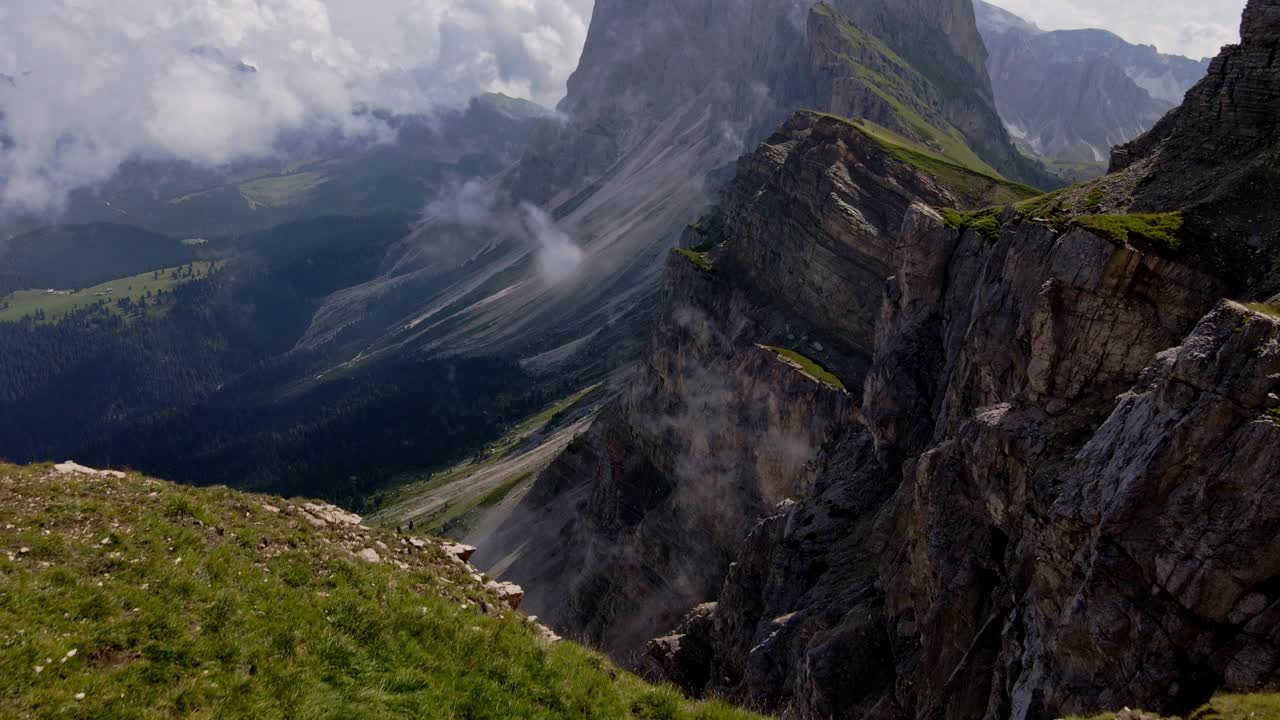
[481, 2, 1280, 718]
[1109, 0, 1280, 295]
[975, 0, 1210, 165]
[299, 0, 1051, 376]
[475, 110, 1034, 657]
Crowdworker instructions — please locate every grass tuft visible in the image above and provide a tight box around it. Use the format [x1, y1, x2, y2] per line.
[940, 207, 1003, 242]
[1246, 302, 1280, 320]
[1015, 189, 1070, 228]
[1072, 212, 1187, 252]
[761, 345, 847, 392]
[673, 248, 714, 274]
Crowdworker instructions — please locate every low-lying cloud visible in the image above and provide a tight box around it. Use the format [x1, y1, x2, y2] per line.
[426, 179, 583, 285]
[0, 0, 594, 214]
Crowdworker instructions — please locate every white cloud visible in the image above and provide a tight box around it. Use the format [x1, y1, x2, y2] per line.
[0, 0, 593, 213]
[985, 0, 1247, 58]
[0, 0, 1248, 215]
[425, 180, 583, 285]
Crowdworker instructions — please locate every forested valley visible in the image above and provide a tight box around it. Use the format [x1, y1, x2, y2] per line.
[0, 215, 555, 509]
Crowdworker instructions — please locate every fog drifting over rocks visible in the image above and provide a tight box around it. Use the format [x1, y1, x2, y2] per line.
[0, 0, 593, 213]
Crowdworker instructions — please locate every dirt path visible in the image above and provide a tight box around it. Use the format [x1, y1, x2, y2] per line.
[368, 416, 593, 531]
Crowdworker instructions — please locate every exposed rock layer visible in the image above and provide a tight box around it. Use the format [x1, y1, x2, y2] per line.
[475, 112, 967, 655]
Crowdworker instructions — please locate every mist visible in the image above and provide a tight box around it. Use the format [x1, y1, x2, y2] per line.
[424, 180, 584, 286]
[0, 0, 594, 215]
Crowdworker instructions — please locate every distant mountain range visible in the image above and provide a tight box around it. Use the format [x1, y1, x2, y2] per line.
[975, 0, 1210, 173]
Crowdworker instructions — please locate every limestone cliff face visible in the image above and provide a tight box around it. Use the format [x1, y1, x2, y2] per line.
[480, 2, 1280, 718]
[474, 113, 967, 656]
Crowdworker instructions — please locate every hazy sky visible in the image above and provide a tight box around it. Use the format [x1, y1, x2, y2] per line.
[0, 0, 594, 213]
[0, 0, 1251, 215]
[986, 0, 1247, 59]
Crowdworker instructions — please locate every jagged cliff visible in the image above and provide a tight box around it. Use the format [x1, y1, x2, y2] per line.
[479, 2, 1280, 718]
[475, 108, 1041, 656]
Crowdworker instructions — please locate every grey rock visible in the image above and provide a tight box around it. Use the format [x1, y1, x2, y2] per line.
[975, 0, 1209, 166]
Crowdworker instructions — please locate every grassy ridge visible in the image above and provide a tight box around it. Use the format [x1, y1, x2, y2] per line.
[761, 345, 847, 392]
[802, 111, 1041, 208]
[813, 4, 1000, 178]
[0, 463, 761, 720]
[0, 262, 218, 324]
[1072, 212, 1187, 252]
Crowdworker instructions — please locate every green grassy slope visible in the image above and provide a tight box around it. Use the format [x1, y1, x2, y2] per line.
[0, 262, 219, 323]
[0, 463, 761, 720]
[761, 345, 848, 392]
[802, 111, 1042, 208]
[814, 3, 1000, 176]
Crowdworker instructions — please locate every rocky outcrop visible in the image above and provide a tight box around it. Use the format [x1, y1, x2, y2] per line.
[483, 2, 1280, 718]
[474, 112, 988, 657]
[646, 202, 1244, 718]
[975, 0, 1210, 165]
[1106, 0, 1280, 295]
[640, 211, 1278, 719]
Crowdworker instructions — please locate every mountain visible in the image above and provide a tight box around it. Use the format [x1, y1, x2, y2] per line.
[3, 0, 1056, 510]
[473, 1, 1280, 718]
[0, 461, 761, 720]
[295, 0, 1055, 376]
[974, 1, 1210, 168]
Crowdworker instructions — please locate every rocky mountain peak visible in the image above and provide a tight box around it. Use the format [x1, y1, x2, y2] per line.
[1108, 0, 1280, 294]
[1243, 0, 1280, 42]
[302, 0, 1047, 372]
[1113, 0, 1280, 170]
[476, 3, 1280, 718]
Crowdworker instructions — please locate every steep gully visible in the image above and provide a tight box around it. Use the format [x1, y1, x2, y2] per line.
[475, 1, 1280, 718]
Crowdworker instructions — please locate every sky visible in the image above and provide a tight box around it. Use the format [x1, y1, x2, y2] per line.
[0, 0, 595, 213]
[986, 0, 1247, 59]
[0, 0, 1251, 215]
